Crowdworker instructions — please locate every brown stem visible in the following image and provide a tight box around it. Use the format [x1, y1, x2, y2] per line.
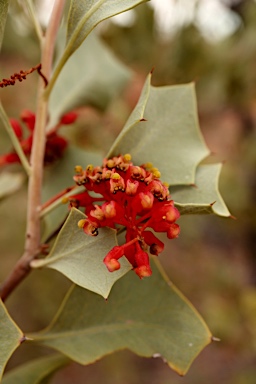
[0, 0, 65, 302]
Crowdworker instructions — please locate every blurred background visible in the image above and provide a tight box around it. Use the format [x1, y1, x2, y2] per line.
[1, 0, 256, 383]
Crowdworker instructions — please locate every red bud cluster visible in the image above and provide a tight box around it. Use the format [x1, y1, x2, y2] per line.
[0, 110, 78, 167]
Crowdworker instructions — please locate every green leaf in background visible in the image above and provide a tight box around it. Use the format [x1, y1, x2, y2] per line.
[171, 164, 231, 217]
[48, 33, 131, 129]
[32, 208, 132, 299]
[30, 261, 212, 376]
[46, 0, 148, 96]
[0, 299, 23, 381]
[42, 145, 102, 242]
[0, 172, 25, 201]
[107, 74, 210, 185]
[0, 0, 8, 51]
[2, 354, 69, 384]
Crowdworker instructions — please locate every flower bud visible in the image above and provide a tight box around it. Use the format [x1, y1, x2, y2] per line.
[103, 246, 125, 272]
[134, 265, 152, 278]
[60, 112, 77, 125]
[125, 179, 139, 195]
[167, 223, 180, 239]
[20, 110, 35, 131]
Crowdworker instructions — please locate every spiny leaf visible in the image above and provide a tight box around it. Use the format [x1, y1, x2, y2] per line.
[32, 208, 132, 299]
[46, 0, 148, 96]
[48, 33, 131, 129]
[107, 73, 210, 186]
[0, 0, 8, 51]
[171, 164, 231, 217]
[0, 299, 23, 381]
[30, 261, 212, 376]
[0, 172, 25, 201]
[2, 354, 69, 384]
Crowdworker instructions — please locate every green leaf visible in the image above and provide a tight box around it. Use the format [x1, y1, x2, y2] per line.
[0, 0, 8, 51]
[0, 172, 25, 201]
[32, 208, 132, 299]
[30, 261, 212, 376]
[46, 0, 148, 96]
[48, 33, 131, 129]
[171, 164, 231, 217]
[0, 299, 23, 381]
[2, 354, 69, 384]
[41, 145, 102, 242]
[107, 74, 210, 186]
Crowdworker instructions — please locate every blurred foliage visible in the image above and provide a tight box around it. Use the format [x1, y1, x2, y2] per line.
[1, 0, 256, 383]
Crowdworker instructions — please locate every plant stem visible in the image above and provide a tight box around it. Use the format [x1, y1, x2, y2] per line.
[0, 0, 65, 302]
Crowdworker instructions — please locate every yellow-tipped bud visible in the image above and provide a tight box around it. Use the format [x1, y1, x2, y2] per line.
[123, 153, 132, 162]
[163, 182, 169, 188]
[62, 197, 69, 204]
[77, 219, 86, 228]
[111, 172, 121, 180]
[144, 162, 153, 169]
[152, 169, 161, 178]
[75, 165, 83, 174]
[86, 164, 94, 172]
[107, 159, 115, 168]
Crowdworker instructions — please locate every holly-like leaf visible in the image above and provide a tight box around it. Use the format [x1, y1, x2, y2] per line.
[0, 299, 23, 381]
[171, 164, 231, 217]
[32, 208, 132, 299]
[48, 33, 131, 129]
[2, 354, 69, 384]
[0, 0, 8, 51]
[30, 261, 212, 376]
[107, 74, 210, 186]
[46, 0, 148, 96]
[0, 172, 25, 201]
[41, 145, 102, 242]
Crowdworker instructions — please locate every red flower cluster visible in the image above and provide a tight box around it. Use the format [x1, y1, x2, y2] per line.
[69, 154, 180, 278]
[0, 110, 77, 166]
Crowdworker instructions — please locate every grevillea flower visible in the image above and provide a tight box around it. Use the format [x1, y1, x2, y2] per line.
[69, 154, 180, 278]
[0, 110, 77, 167]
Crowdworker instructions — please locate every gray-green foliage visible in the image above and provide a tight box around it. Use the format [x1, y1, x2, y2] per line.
[0, 172, 25, 201]
[173, 164, 231, 217]
[2, 354, 69, 384]
[32, 208, 132, 298]
[30, 261, 211, 376]
[107, 74, 210, 185]
[0, 300, 23, 381]
[0, 0, 8, 51]
[48, 33, 131, 129]
[46, 0, 148, 96]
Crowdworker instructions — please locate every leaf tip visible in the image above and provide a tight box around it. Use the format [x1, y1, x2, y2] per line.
[19, 335, 28, 344]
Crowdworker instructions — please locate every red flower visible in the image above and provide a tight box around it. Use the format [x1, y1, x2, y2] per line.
[70, 154, 180, 278]
[0, 110, 77, 167]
